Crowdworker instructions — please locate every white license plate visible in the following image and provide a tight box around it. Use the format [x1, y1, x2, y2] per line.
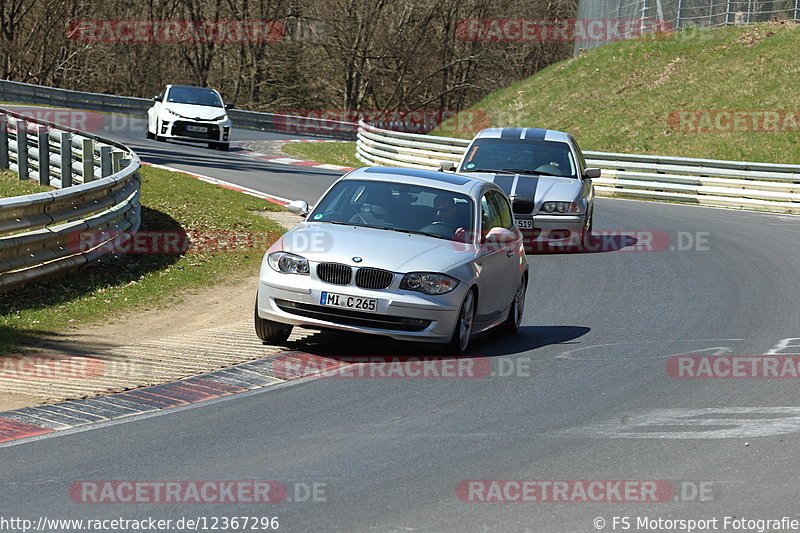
[186, 125, 207, 133]
[320, 292, 378, 313]
[516, 219, 534, 229]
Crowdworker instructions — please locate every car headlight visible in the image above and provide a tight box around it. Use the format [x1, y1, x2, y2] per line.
[211, 114, 228, 121]
[541, 201, 580, 214]
[268, 252, 310, 275]
[400, 272, 459, 295]
[162, 109, 181, 118]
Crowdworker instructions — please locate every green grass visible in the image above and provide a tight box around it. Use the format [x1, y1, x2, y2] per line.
[0, 166, 284, 352]
[281, 141, 361, 168]
[432, 22, 800, 163]
[0, 169, 52, 196]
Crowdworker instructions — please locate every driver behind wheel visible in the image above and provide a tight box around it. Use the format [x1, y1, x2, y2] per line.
[429, 194, 468, 242]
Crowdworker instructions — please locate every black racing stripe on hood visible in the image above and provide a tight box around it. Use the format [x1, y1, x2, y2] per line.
[492, 174, 515, 195]
[511, 176, 539, 214]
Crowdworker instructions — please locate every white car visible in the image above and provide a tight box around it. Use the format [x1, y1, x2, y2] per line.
[146, 85, 233, 151]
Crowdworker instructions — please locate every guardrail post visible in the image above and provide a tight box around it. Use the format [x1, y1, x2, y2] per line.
[17, 120, 29, 180]
[111, 150, 123, 173]
[0, 116, 8, 170]
[81, 138, 94, 182]
[59, 132, 72, 188]
[37, 126, 50, 186]
[99, 145, 112, 178]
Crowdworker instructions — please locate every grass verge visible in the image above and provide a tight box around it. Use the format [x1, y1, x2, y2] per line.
[0, 169, 51, 196]
[281, 141, 361, 168]
[0, 166, 284, 352]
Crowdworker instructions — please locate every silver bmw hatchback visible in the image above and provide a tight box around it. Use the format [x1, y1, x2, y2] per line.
[255, 166, 529, 353]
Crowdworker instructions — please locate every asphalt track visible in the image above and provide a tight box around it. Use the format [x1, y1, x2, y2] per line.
[2, 117, 800, 532]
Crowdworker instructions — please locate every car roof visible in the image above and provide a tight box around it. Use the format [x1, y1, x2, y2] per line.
[472, 127, 571, 143]
[344, 167, 499, 196]
[166, 84, 218, 92]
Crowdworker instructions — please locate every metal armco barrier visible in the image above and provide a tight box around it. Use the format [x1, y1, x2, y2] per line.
[0, 79, 358, 140]
[0, 107, 141, 292]
[356, 120, 800, 215]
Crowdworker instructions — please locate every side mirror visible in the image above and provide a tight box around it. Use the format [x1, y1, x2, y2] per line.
[584, 168, 601, 179]
[225, 102, 235, 109]
[438, 161, 457, 172]
[287, 200, 310, 217]
[483, 227, 516, 249]
[153, 95, 163, 102]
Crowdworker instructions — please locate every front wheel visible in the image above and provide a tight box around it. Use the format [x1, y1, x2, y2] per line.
[254, 300, 292, 344]
[502, 275, 527, 333]
[578, 209, 593, 251]
[447, 290, 475, 354]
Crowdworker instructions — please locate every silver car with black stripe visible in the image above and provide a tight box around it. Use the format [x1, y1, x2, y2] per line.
[441, 127, 600, 252]
[255, 166, 528, 354]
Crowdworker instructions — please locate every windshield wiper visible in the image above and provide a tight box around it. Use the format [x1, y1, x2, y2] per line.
[321, 220, 387, 230]
[501, 168, 566, 177]
[388, 227, 448, 240]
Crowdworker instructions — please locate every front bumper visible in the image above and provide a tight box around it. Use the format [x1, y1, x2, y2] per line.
[518, 214, 585, 251]
[159, 118, 231, 143]
[256, 274, 468, 344]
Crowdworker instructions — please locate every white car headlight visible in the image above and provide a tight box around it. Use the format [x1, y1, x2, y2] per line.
[542, 201, 580, 214]
[268, 252, 310, 275]
[211, 114, 228, 121]
[400, 272, 459, 295]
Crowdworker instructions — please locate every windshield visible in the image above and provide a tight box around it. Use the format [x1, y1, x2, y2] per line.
[166, 86, 223, 107]
[308, 179, 475, 242]
[460, 138, 578, 178]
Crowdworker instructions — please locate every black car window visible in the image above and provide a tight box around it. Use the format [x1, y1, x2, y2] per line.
[461, 138, 577, 178]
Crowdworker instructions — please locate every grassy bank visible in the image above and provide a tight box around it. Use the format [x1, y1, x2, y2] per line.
[0, 166, 284, 352]
[434, 22, 800, 163]
[281, 141, 361, 168]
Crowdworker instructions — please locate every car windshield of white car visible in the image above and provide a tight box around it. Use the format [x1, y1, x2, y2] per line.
[308, 180, 475, 242]
[461, 138, 577, 178]
[166, 87, 223, 108]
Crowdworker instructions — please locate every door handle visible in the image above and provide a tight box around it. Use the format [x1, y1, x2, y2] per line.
[506, 250, 515, 257]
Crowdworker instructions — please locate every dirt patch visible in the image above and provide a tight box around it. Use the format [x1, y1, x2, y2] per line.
[0, 211, 304, 413]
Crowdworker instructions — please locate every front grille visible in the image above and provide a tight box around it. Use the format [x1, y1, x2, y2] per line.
[174, 121, 220, 139]
[355, 268, 394, 289]
[275, 300, 431, 332]
[317, 263, 352, 285]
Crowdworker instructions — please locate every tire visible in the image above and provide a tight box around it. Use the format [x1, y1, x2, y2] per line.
[577, 208, 593, 251]
[446, 289, 476, 354]
[254, 299, 292, 344]
[146, 129, 154, 140]
[216, 142, 230, 152]
[502, 274, 527, 333]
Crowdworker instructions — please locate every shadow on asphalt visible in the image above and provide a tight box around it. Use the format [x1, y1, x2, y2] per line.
[282, 325, 591, 361]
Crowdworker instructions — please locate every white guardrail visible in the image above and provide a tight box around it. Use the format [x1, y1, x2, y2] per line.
[356, 120, 800, 214]
[0, 79, 358, 140]
[0, 107, 141, 292]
